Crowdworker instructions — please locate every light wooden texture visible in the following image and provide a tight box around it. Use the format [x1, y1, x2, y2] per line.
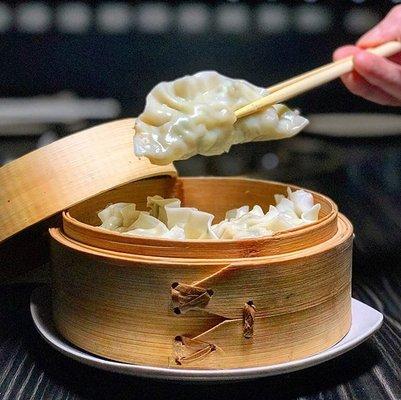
[189, 285, 351, 368]
[0, 118, 177, 244]
[5, 271, 401, 399]
[235, 41, 401, 119]
[65, 177, 338, 259]
[50, 179, 353, 369]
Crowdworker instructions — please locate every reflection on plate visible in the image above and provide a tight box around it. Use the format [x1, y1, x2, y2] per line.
[30, 286, 383, 382]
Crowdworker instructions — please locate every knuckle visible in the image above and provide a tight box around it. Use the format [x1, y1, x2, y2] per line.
[393, 4, 401, 14]
[347, 77, 372, 98]
[355, 84, 371, 98]
[346, 81, 367, 97]
[390, 4, 401, 20]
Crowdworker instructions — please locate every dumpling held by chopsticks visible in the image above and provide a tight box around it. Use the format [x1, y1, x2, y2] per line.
[133, 71, 308, 165]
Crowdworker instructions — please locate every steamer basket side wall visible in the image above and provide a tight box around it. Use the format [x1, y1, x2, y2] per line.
[49, 176, 353, 369]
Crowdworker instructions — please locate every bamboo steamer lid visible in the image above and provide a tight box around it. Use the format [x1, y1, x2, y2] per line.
[0, 118, 177, 278]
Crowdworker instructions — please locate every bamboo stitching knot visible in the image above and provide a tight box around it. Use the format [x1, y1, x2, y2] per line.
[243, 300, 256, 339]
[171, 282, 214, 315]
[173, 335, 217, 366]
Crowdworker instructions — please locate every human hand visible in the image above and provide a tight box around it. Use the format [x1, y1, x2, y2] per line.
[333, 5, 401, 106]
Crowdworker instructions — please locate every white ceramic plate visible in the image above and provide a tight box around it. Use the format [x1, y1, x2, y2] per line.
[30, 286, 383, 382]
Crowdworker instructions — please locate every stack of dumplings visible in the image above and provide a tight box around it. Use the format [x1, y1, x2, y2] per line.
[97, 188, 321, 240]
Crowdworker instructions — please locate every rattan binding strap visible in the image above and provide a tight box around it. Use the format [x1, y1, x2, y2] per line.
[171, 281, 257, 364]
[173, 335, 218, 366]
[171, 282, 214, 314]
[243, 301, 256, 339]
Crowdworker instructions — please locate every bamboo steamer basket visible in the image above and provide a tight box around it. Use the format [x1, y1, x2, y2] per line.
[0, 118, 353, 369]
[50, 177, 353, 369]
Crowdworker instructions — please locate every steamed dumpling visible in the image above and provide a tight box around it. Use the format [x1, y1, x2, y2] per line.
[214, 221, 273, 240]
[163, 226, 186, 239]
[287, 188, 314, 217]
[133, 71, 309, 165]
[275, 197, 299, 220]
[165, 207, 197, 229]
[232, 205, 265, 226]
[147, 195, 181, 225]
[225, 205, 249, 221]
[263, 206, 304, 232]
[184, 211, 217, 239]
[97, 187, 320, 240]
[98, 203, 143, 232]
[302, 204, 321, 222]
[123, 213, 169, 237]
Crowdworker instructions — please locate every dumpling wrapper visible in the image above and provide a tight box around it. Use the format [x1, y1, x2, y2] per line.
[123, 213, 169, 237]
[225, 205, 249, 221]
[275, 198, 299, 220]
[253, 205, 301, 232]
[163, 226, 186, 240]
[218, 222, 273, 239]
[147, 195, 181, 225]
[98, 203, 143, 231]
[234, 226, 274, 239]
[133, 71, 309, 165]
[302, 204, 321, 222]
[184, 210, 217, 239]
[230, 205, 265, 227]
[287, 188, 315, 217]
[165, 206, 198, 229]
[98, 202, 126, 229]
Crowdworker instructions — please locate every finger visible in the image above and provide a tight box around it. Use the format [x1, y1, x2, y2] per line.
[340, 71, 401, 106]
[333, 45, 359, 61]
[353, 50, 401, 100]
[333, 46, 364, 100]
[333, 47, 369, 101]
[332, 45, 401, 105]
[334, 44, 401, 66]
[357, 5, 401, 47]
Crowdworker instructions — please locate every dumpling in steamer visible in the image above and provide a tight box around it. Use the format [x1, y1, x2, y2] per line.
[133, 71, 309, 165]
[123, 213, 169, 237]
[97, 187, 321, 240]
[98, 203, 143, 232]
[165, 207, 197, 229]
[225, 205, 250, 221]
[147, 195, 181, 225]
[286, 188, 315, 217]
[184, 210, 217, 240]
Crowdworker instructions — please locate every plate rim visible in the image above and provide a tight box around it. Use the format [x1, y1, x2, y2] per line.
[30, 286, 383, 382]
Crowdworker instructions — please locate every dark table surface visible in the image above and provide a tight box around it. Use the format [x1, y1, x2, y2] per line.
[0, 255, 400, 400]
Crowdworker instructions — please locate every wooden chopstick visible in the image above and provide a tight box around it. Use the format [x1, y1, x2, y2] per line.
[236, 41, 401, 119]
[266, 59, 352, 94]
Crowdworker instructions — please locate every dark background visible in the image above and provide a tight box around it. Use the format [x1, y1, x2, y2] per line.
[0, 0, 398, 114]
